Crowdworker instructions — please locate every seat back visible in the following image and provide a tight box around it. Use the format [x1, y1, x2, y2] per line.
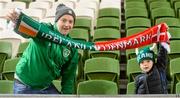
[98, 8, 120, 18]
[125, 8, 148, 19]
[93, 28, 120, 42]
[84, 57, 120, 83]
[149, 1, 171, 11]
[0, 80, 13, 94]
[69, 28, 89, 42]
[0, 41, 12, 73]
[151, 7, 175, 24]
[170, 57, 180, 93]
[127, 82, 135, 94]
[176, 81, 180, 94]
[2, 58, 20, 80]
[96, 17, 120, 30]
[155, 17, 180, 28]
[168, 40, 180, 60]
[169, 28, 180, 40]
[125, 17, 151, 29]
[0, 41, 12, 58]
[77, 80, 118, 95]
[127, 58, 141, 82]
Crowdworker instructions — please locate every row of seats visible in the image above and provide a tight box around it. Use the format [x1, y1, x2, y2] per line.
[0, 0, 121, 37]
[0, 40, 120, 94]
[0, 79, 118, 94]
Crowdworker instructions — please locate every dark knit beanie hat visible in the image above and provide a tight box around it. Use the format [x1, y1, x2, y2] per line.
[55, 4, 76, 23]
[137, 47, 155, 64]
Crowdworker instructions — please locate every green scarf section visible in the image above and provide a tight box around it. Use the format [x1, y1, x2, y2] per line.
[14, 13, 95, 50]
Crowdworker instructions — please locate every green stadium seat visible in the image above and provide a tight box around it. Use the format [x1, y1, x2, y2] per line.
[170, 57, 180, 93]
[93, 28, 121, 42]
[89, 50, 120, 60]
[77, 80, 118, 95]
[126, 27, 147, 37]
[126, 82, 135, 94]
[126, 58, 141, 82]
[74, 17, 92, 32]
[169, 28, 180, 40]
[96, 17, 120, 30]
[149, 1, 171, 11]
[89, 28, 120, 59]
[69, 28, 89, 42]
[84, 57, 120, 84]
[125, 8, 148, 19]
[0, 41, 12, 74]
[170, 0, 180, 7]
[98, 8, 120, 18]
[155, 17, 180, 28]
[170, 57, 180, 78]
[125, 1, 146, 9]
[0, 80, 13, 94]
[2, 58, 20, 80]
[168, 40, 180, 60]
[125, 0, 145, 2]
[151, 7, 175, 25]
[125, 18, 151, 29]
[176, 81, 180, 94]
[0, 41, 12, 59]
[174, 1, 180, 17]
[0, 54, 7, 79]
[14, 0, 32, 5]
[147, 0, 167, 6]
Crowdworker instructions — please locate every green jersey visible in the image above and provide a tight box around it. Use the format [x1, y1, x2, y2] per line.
[15, 13, 78, 94]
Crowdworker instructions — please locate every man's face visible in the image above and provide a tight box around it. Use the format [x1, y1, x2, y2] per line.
[56, 15, 74, 36]
[140, 60, 153, 73]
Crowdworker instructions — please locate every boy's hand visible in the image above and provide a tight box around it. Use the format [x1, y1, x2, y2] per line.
[160, 31, 171, 53]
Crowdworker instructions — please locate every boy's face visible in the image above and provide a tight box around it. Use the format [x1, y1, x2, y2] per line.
[56, 15, 74, 36]
[140, 60, 153, 73]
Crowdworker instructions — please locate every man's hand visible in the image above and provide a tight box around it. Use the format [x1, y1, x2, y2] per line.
[5, 8, 20, 23]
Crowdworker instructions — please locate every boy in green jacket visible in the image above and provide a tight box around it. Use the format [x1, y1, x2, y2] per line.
[6, 4, 78, 94]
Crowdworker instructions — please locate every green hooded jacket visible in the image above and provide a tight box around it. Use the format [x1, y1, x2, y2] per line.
[15, 13, 78, 94]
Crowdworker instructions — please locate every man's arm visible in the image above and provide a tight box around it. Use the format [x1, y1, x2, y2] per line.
[60, 49, 78, 94]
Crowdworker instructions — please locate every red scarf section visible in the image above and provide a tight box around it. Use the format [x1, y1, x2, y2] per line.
[94, 23, 169, 51]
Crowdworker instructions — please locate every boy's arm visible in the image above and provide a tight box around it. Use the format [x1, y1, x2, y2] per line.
[60, 49, 78, 94]
[156, 43, 168, 69]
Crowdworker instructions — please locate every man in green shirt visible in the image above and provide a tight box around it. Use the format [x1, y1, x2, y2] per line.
[6, 4, 78, 94]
